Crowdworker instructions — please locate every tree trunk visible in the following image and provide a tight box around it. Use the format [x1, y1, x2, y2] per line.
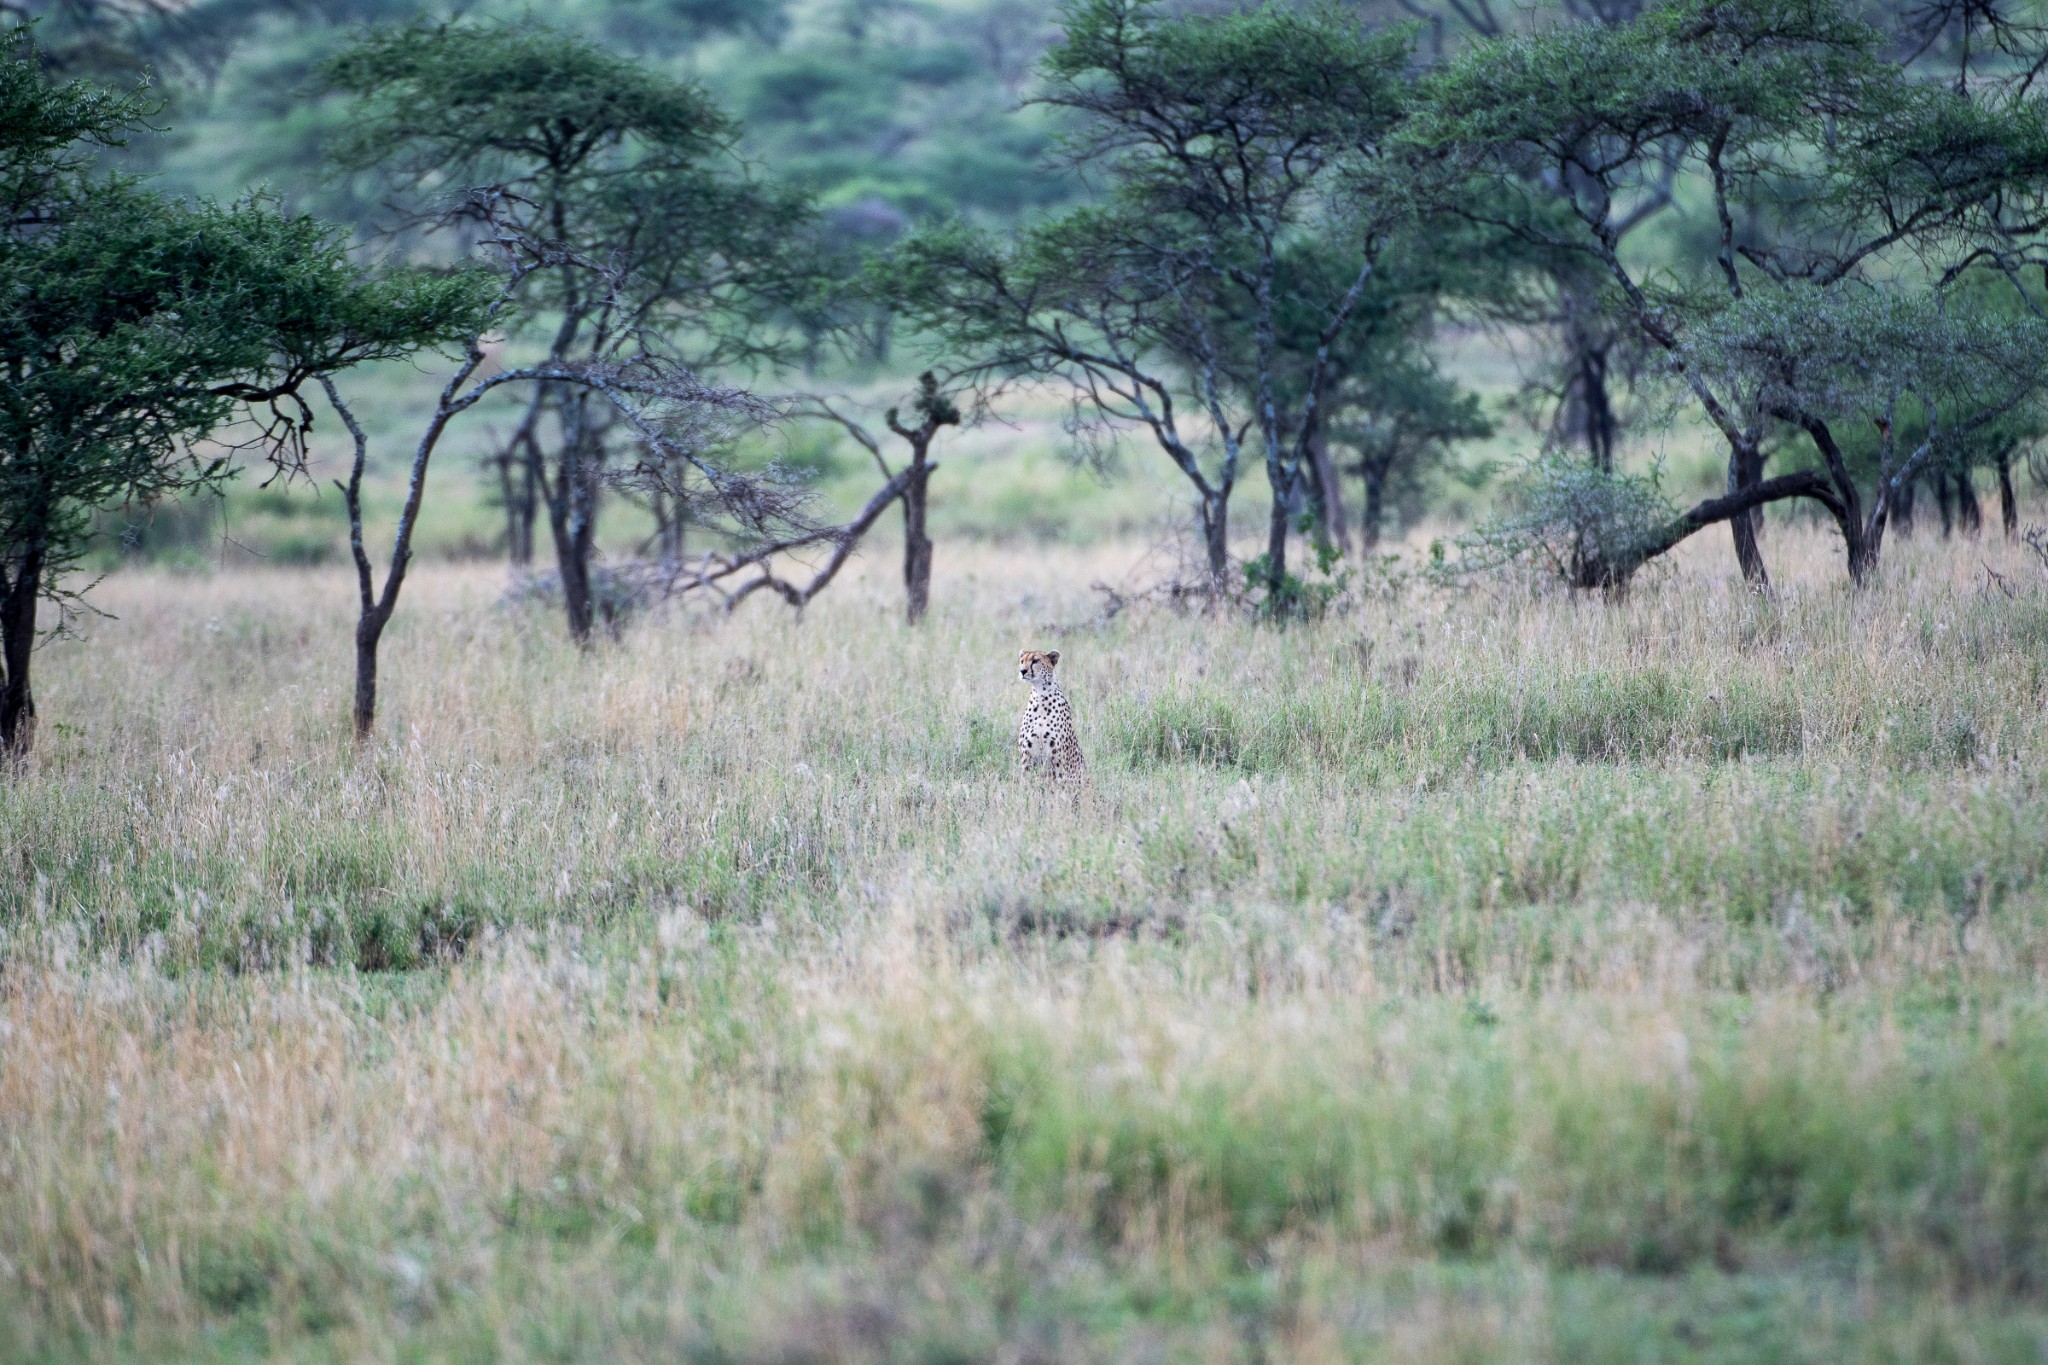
[1359, 459, 1388, 553]
[1264, 485, 1290, 602]
[1996, 450, 2018, 537]
[1956, 469, 1984, 537]
[1561, 278, 1619, 472]
[1727, 442, 1770, 588]
[902, 454, 933, 625]
[1601, 469, 1848, 590]
[1893, 476, 1916, 538]
[1938, 473, 1955, 536]
[352, 612, 386, 744]
[495, 448, 519, 563]
[1859, 503, 1890, 582]
[1198, 491, 1231, 593]
[0, 547, 42, 759]
[546, 393, 603, 647]
[660, 492, 686, 564]
[1844, 524, 1876, 585]
[1306, 421, 1348, 555]
[514, 438, 538, 565]
[652, 457, 687, 567]
[495, 440, 539, 568]
[553, 510, 596, 644]
[1576, 341, 1618, 472]
[1793, 415, 1874, 585]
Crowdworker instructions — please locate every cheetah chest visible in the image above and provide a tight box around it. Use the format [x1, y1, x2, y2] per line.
[1018, 690, 1084, 779]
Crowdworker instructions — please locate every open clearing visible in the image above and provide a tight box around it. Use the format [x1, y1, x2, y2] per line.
[4, 529, 2048, 1361]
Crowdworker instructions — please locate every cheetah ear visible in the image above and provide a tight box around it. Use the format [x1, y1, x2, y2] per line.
[1046, 650, 1060, 667]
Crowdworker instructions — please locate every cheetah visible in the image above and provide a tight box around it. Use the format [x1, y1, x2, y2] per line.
[1016, 649, 1086, 783]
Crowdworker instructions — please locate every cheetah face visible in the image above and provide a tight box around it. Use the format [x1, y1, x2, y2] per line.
[1018, 649, 1061, 687]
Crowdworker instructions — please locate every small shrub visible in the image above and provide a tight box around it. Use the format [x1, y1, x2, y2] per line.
[1445, 453, 1676, 590]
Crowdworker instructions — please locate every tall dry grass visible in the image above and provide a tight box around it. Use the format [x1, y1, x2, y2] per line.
[4, 525, 2048, 1360]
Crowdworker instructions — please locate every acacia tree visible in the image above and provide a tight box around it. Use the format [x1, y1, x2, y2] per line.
[890, 216, 1245, 593]
[1837, 394, 2044, 541]
[1241, 227, 1492, 555]
[1358, 0, 1668, 471]
[319, 192, 798, 740]
[799, 371, 963, 624]
[893, 0, 1419, 608]
[1419, 0, 2048, 588]
[1337, 356, 1491, 551]
[0, 39, 483, 758]
[1571, 292, 2044, 589]
[1051, 0, 1427, 607]
[1903, 6, 2048, 538]
[320, 19, 813, 645]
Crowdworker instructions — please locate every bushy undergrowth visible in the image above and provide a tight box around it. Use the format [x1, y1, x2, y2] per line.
[5, 531, 2048, 1360]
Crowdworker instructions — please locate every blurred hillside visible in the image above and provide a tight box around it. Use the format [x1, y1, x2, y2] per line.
[122, 0, 1081, 232]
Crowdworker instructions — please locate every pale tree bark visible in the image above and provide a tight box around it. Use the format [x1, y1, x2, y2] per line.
[722, 467, 917, 612]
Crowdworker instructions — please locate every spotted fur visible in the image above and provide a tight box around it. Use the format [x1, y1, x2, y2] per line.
[1016, 649, 1085, 783]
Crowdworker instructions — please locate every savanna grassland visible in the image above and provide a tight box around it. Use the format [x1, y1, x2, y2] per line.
[5, 522, 2048, 1363]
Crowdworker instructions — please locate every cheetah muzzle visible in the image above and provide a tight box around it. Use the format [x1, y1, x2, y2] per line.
[1017, 648, 1086, 784]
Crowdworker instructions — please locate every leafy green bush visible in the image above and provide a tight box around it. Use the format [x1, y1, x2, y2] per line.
[1447, 452, 1678, 590]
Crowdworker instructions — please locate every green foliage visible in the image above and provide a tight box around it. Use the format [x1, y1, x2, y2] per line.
[732, 32, 1072, 223]
[1412, 0, 1883, 162]
[0, 27, 152, 196]
[321, 17, 817, 341]
[0, 181, 491, 575]
[1681, 285, 2048, 435]
[1342, 357, 1493, 510]
[0, 30, 495, 747]
[2, 41, 489, 589]
[1407, 0, 2048, 583]
[1037, 0, 1418, 283]
[322, 19, 815, 352]
[1447, 452, 1677, 589]
[1044, 0, 1415, 165]
[320, 17, 734, 184]
[887, 2, 1477, 597]
[1245, 533, 1349, 619]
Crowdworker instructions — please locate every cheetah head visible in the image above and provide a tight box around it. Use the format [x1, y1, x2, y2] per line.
[1018, 649, 1061, 689]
